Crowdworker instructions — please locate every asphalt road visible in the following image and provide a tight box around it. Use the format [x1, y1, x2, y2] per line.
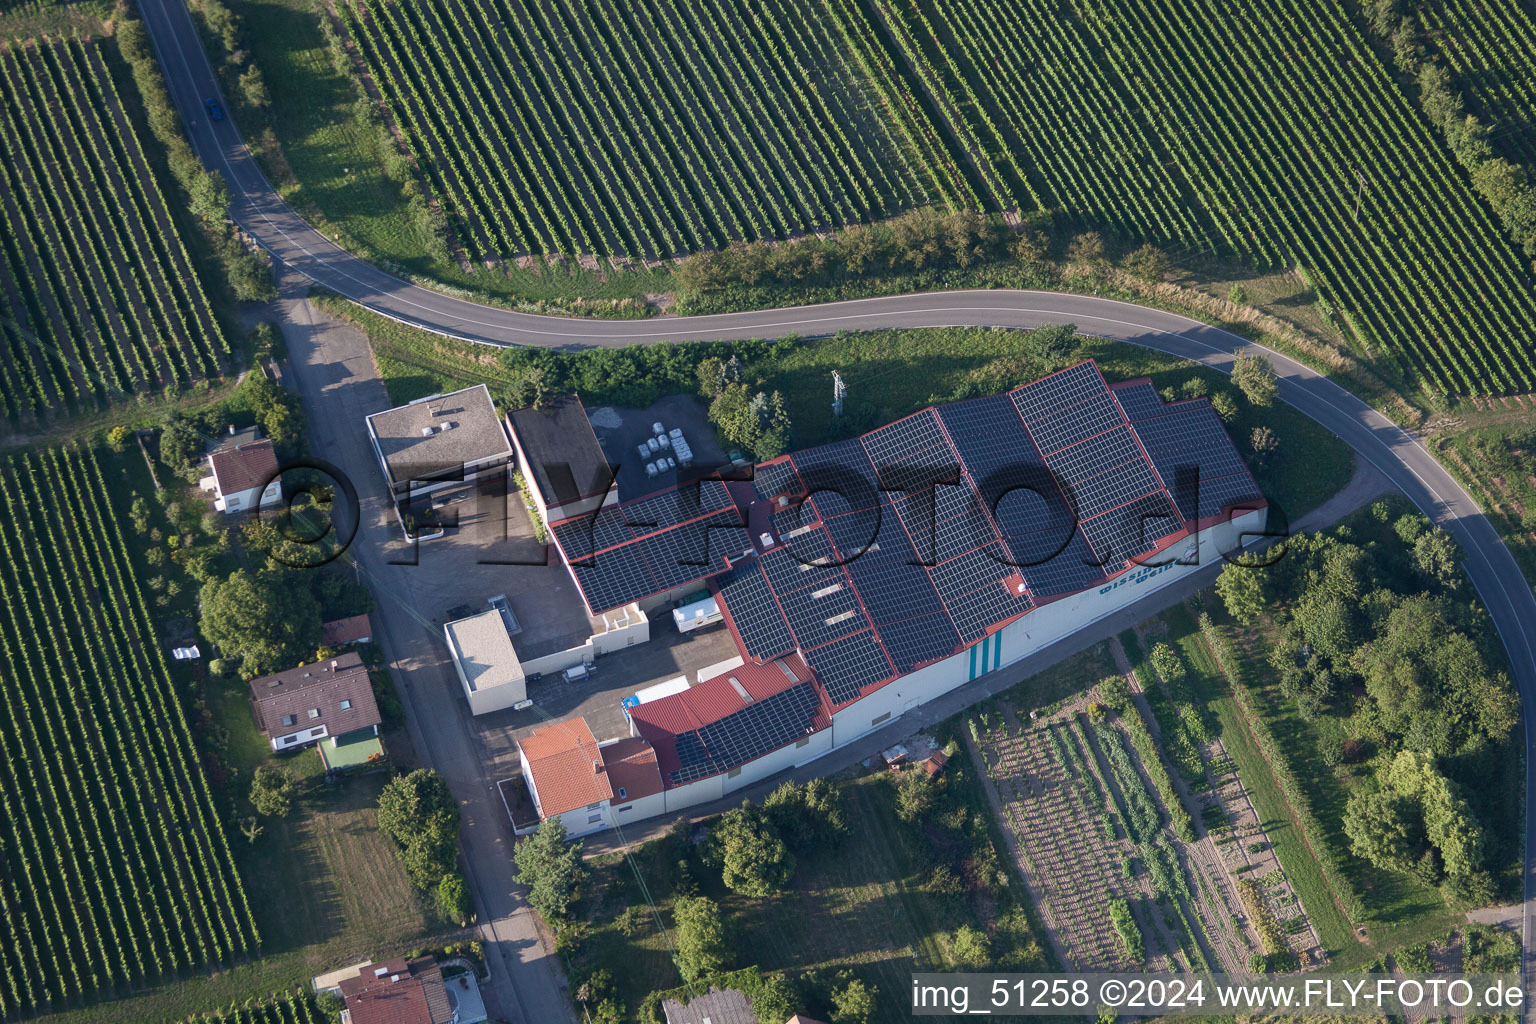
[138, 0, 1536, 1008]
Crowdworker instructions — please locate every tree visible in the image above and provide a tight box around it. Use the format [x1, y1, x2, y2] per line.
[250, 765, 297, 818]
[1025, 322, 1077, 361]
[948, 924, 991, 969]
[1412, 528, 1461, 589]
[712, 803, 795, 896]
[672, 894, 732, 981]
[1250, 425, 1280, 463]
[158, 415, 206, 480]
[1230, 352, 1278, 407]
[1121, 243, 1171, 283]
[1215, 563, 1267, 623]
[894, 769, 939, 823]
[379, 769, 462, 891]
[1210, 391, 1239, 422]
[436, 873, 471, 926]
[764, 778, 847, 854]
[1228, 284, 1249, 305]
[106, 426, 132, 453]
[1066, 231, 1106, 267]
[188, 169, 230, 225]
[513, 818, 586, 923]
[1344, 789, 1422, 874]
[830, 976, 878, 1024]
[199, 569, 321, 677]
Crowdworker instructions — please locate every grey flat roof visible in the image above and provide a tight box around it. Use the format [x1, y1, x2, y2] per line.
[506, 395, 612, 509]
[367, 384, 512, 487]
[445, 610, 522, 692]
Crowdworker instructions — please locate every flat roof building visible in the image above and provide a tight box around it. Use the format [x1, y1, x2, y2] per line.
[364, 384, 513, 501]
[505, 393, 616, 525]
[444, 609, 526, 716]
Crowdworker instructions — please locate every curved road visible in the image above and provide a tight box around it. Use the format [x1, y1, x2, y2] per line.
[139, 0, 1536, 1006]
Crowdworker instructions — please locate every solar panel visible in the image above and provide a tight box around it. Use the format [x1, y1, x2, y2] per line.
[1079, 494, 1182, 569]
[753, 458, 804, 502]
[1019, 530, 1108, 597]
[844, 538, 948, 626]
[937, 394, 1040, 479]
[716, 567, 796, 661]
[1010, 362, 1124, 456]
[1045, 426, 1160, 517]
[795, 439, 881, 517]
[669, 681, 824, 785]
[568, 548, 657, 612]
[620, 478, 732, 535]
[802, 630, 895, 705]
[876, 611, 961, 673]
[552, 505, 634, 562]
[928, 545, 1033, 643]
[1113, 380, 1167, 420]
[773, 523, 840, 572]
[760, 539, 840, 595]
[983, 463, 1079, 543]
[822, 507, 882, 561]
[775, 576, 868, 649]
[1130, 406, 1260, 521]
[860, 408, 948, 468]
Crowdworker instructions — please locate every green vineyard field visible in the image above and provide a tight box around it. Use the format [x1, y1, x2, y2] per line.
[1417, 0, 1536, 164]
[0, 446, 258, 1017]
[337, 0, 973, 262]
[0, 37, 228, 424]
[177, 994, 321, 1024]
[870, 0, 1536, 395]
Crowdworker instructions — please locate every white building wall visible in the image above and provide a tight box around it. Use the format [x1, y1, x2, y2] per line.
[609, 789, 667, 824]
[552, 508, 1268, 834]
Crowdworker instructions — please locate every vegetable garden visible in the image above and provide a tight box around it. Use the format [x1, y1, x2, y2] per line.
[0, 445, 258, 1017]
[871, 0, 1536, 396]
[0, 37, 229, 423]
[966, 646, 1326, 976]
[335, 0, 972, 262]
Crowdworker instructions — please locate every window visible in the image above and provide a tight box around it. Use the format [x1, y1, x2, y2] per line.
[310, 727, 324, 738]
[340, 699, 352, 711]
[280, 714, 297, 727]
[308, 708, 320, 720]
[871, 712, 891, 727]
[795, 736, 811, 748]
[618, 805, 633, 813]
[617, 787, 627, 800]
[727, 767, 742, 779]
[587, 813, 603, 824]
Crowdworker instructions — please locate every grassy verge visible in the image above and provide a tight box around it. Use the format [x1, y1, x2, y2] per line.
[319, 302, 1353, 523]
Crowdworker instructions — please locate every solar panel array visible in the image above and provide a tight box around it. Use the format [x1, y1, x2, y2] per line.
[1126, 400, 1264, 522]
[553, 478, 744, 611]
[668, 680, 824, 785]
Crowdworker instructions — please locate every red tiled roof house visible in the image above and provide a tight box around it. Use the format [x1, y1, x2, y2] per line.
[516, 719, 663, 838]
[199, 428, 282, 514]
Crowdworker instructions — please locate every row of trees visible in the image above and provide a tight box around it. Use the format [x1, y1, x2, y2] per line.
[1214, 498, 1516, 903]
[377, 769, 471, 924]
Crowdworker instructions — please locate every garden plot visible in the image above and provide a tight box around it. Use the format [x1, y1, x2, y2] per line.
[970, 682, 1323, 977]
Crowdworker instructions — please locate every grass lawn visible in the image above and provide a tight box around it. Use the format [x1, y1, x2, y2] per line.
[325, 303, 1353, 523]
[577, 769, 1043, 1021]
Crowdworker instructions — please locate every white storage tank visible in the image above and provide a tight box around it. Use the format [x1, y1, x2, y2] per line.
[645, 462, 658, 477]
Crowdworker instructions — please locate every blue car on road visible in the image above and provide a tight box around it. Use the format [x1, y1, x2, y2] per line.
[204, 98, 223, 121]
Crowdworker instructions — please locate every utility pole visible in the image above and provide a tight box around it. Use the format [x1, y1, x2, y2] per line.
[831, 370, 847, 417]
[1353, 170, 1367, 222]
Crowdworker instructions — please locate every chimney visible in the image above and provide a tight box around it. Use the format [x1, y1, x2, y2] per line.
[593, 760, 603, 775]
[228, 423, 236, 435]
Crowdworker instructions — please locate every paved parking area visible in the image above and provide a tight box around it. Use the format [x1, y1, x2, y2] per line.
[587, 394, 729, 499]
